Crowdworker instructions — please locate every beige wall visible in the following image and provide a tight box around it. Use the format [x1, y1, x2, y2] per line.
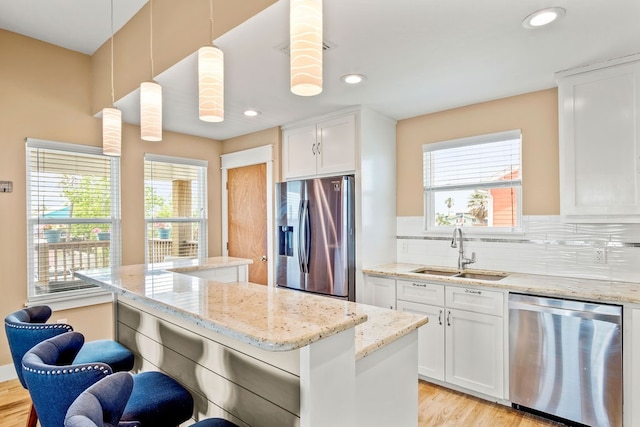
[222, 127, 281, 181]
[0, 30, 222, 366]
[396, 89, 560, 217]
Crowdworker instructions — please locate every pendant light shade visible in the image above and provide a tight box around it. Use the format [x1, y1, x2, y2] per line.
[290, 0, 323, 96]
[198, 46, 224, 122]
[102, 107, 122, 156]
[102, 0, 121, 156]
[140, 81, 162, 141]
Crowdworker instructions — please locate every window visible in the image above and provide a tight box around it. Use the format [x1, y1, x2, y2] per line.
[423, 130, 522, 231]
[144, 155, 207, 264]
[26, 139, 121, 301]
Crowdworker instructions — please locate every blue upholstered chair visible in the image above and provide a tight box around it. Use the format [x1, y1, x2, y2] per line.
[5, 305, 134, 427]
[22, 332, 194, 427]
[4, 305, 134, 387]
[65, 372, 240, 427]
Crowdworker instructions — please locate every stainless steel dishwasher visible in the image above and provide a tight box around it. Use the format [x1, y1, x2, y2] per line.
[509, 293, 622, 426]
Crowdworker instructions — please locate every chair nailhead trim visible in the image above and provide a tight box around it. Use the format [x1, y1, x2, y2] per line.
[4, 322, 72, 332]
[22, 364, 110, 376]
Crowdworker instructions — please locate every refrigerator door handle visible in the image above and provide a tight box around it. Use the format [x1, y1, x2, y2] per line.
[303, 200, 311, 272]
[297, 200, 306, 273]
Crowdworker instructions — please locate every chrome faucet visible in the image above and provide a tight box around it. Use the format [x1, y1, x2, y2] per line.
[451, 226, 476, 270]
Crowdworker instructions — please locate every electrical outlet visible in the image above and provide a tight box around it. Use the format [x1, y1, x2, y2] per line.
[56, 318, 68, 324]
[593, 247, 607, 264]
[400, 241, 409, 253]
[0, 181, 12, 193]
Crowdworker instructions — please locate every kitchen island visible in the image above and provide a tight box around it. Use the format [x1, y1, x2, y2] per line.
[75, 257, 427, 427]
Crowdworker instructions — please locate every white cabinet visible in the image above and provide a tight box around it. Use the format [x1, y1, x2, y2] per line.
[396, 279, 505, 399]
[363, 275, 396, 309]
[397, 299, 445, 381]
[557, 55, 640, 222]
[282, 113, 356, 180]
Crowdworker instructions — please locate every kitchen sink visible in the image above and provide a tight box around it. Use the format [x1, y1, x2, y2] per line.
[410, 267, 508, 281]
[453, 272, 507, 281]
[411, 267, 458, 276]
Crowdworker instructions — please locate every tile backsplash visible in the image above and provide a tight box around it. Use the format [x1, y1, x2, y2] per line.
[397, 216, 640, 283]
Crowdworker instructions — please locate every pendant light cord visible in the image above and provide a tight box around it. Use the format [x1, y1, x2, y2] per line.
[209, 0, 214, 46]
[110, 0, 115, 106]
[149, 0, 154, 79]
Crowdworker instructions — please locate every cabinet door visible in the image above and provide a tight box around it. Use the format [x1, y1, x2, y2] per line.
[397, 300, 445, 381]
[282, 124, 318, 180]
[317, 114, 356, 176]
[558, 61, 640, 221]
[363, 276, 396, 309]
[445, 309, 504, 398]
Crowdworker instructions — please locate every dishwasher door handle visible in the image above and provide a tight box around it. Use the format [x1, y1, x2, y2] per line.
[509, 301, 621, 324]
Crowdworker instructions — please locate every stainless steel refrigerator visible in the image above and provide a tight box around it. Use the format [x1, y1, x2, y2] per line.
[276, 175, 355, 301]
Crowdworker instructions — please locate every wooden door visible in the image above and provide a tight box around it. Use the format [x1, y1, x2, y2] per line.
[228, 163, 268, 285]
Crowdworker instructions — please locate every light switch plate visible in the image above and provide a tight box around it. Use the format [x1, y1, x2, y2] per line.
[0, 181, 12, 193]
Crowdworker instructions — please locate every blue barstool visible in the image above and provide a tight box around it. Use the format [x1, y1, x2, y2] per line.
[5, 305, 134, 427]
[22, 332, 194, 427]
[65, 371, 239, 427]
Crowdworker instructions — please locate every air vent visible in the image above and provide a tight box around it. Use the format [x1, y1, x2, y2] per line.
[274, 40, 336, 56]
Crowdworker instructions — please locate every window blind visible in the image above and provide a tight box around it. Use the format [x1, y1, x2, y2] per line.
[26, 139, 121, 299]
[422, 130, 522, 230]
[144, 155, 207, 264]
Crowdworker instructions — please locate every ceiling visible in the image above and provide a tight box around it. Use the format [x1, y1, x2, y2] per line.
[2, 0, 640, 141]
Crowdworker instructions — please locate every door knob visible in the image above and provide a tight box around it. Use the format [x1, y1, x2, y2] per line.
[260, 255, 267, 262]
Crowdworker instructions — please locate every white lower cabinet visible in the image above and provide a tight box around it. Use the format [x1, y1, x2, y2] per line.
[397, 299, 445, 381]
[363, 275, 396, 309]
[396, 279, 505, 399]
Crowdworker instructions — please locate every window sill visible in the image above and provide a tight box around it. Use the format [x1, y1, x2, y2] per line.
[27, 289, 113, 312]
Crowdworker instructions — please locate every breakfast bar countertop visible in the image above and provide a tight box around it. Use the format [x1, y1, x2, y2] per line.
[364, 263, 640, 305]
[75, 257, 427, 357]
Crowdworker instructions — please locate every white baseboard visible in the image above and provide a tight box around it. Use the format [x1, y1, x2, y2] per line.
[0, 363, 18, 383]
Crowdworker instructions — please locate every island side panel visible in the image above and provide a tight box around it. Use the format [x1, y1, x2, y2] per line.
[356, 330, 419, 427]
[117, 299, 301, 427]
[300, 327, 356, 427]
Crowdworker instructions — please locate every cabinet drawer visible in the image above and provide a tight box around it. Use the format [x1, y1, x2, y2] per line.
[397, 280, 444, 306]
[446, 286, 504, 316]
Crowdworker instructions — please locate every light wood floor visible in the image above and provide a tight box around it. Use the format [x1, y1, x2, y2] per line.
[0, 378, 562, 426]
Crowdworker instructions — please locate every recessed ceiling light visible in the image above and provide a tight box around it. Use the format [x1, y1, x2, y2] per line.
[341, 74, 367, 85]
[244, 109, 260, 117]
[522, 7, 565, 29]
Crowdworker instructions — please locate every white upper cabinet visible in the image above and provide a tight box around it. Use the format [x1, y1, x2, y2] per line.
[282, 113, 356, 180]
[557, 55, 640, 222]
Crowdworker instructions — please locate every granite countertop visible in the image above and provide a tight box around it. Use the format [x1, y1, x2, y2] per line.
[364, 263, 640, 305]
[75, 257, 427, 357]
[354, 305, 427, 361]
[154, 255, 253, 272]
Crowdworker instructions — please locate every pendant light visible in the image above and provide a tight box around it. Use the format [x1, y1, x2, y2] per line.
[198, 0, 224, 122]
[140, 0, 162, 141]
[103, 0, 121, 156]
[290, 0, 323, 96]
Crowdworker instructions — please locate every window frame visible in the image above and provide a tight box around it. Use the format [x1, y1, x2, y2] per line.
[422, 130, 523, 234]
[144, 154, 208, 265]
[25, 138, 121, 307]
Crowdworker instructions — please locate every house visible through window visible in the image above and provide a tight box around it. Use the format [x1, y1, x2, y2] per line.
[144, 155, 208, 264]
[26, 139, 121, 301]
[423, 130, 522, 231]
